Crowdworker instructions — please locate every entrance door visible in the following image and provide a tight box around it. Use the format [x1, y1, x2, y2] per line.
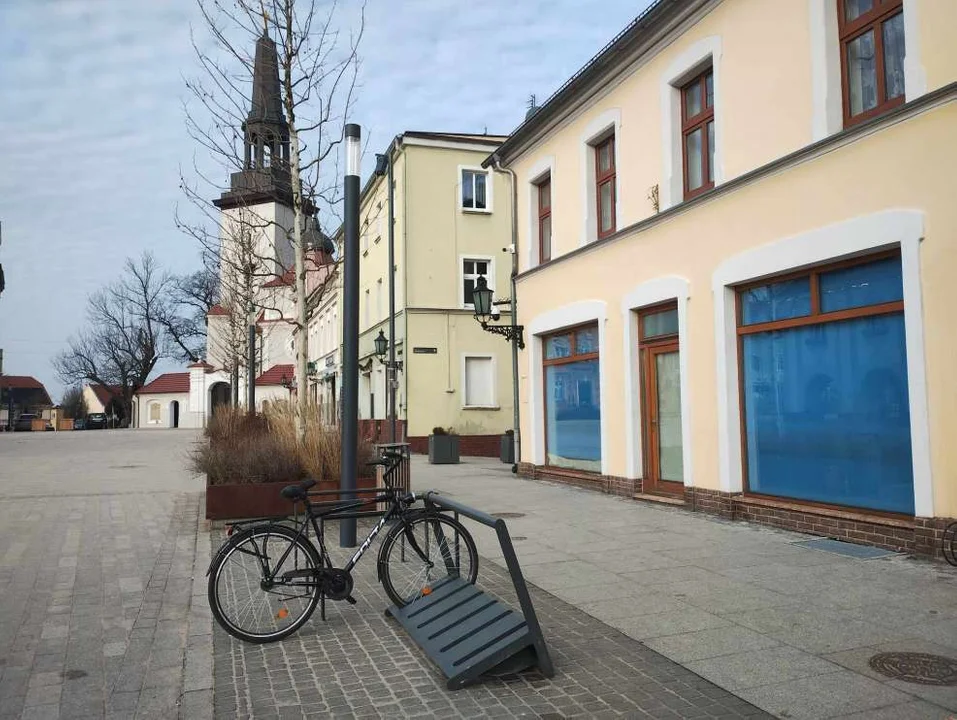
[639, 305, 684, 496]
[170, 401, 180, 429]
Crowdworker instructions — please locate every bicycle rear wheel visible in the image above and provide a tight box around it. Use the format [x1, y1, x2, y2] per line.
[378, 512, 478, 608]
[208, 523, 322, 643]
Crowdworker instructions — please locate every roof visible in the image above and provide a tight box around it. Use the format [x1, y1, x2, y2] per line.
[255, 364, 294, 386]
[137, 372, 190, 395]
[402, 131, 508, 145]
[262, 268, 295, 288]
[484, 0, 696, 166]
[0, 375, 46, 390]
[0, 376, 53, 406]
[207, 304, 229, 316]
[88, 384, 122, 406]
[187, 360, 214, 370]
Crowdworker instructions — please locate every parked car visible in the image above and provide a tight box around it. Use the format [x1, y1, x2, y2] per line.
[72, 417, 86, 430]
[14, 413, 37, 432]
[86, 413, 108, 430]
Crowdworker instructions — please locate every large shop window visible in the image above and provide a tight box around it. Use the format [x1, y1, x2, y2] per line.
[737, 253, 913, 514]
[543, 325, 601, 472]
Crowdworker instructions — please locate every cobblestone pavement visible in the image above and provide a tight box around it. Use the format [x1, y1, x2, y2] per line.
[0, 430, 208, 720]
[212, 521, 771, 719]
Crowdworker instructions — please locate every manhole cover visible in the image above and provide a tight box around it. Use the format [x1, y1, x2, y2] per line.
[62, 669, 88, 681]
[491, 512, 525, 519]
[868, 652, 957, 685]
[110, 464, 144, 470]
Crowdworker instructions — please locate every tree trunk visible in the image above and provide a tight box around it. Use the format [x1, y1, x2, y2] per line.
[288, 126, 308, 443]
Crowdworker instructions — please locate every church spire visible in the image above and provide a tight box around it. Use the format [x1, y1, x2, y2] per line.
[242, 28, 289, 171]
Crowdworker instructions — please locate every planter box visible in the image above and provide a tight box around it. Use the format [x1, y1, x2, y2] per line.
[58, 419, 74, 431]
[206, 475, 378, 521]
[428, 435, 460, 464]
[500, 434, 514, 464]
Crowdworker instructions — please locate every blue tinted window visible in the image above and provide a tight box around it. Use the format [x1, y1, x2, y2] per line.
[741, 313, 913, 514]
[741, 278, 811, 325]
[544, 334, 572, 359]
[545, 360, 601, 472]
[820, 256, 903, 313]
[576, 328, 599, 354]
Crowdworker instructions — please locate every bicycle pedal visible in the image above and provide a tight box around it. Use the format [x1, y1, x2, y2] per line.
[345, 595, 357, 605]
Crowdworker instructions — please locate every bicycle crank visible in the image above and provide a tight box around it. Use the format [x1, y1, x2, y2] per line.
[318, 568, 355, 601]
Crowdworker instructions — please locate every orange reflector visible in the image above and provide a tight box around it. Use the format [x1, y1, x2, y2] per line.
[276, 608, 289, 619]
[421, 586, 432, 596]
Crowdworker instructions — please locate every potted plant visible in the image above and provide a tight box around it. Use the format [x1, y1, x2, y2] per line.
[500, 428, 514, 464]
[428, 426, 460, 464]
[193, 402, 376, 521]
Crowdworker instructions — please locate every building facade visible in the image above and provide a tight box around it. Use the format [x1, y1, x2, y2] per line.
[340, 132, 515, 453]
[492, 0, 957, 554]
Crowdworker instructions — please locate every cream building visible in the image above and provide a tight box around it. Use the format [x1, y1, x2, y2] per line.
[490, 0, 957, 555]
[336, 132, 515, 454]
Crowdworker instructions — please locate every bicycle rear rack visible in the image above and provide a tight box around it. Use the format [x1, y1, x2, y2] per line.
[385, 491, 554, 690]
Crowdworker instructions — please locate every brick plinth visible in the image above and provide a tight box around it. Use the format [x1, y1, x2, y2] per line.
[407, 434, 501, 458]
[517, 463, 639, 499]
[521, 464, 954, 560]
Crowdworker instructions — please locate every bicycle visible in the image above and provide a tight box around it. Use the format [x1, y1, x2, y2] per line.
[206, 449, 479, 643]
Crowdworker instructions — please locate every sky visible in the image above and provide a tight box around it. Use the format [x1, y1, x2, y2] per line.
[0, 0, 653, 402]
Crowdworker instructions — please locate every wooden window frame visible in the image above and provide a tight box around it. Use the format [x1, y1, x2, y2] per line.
[538, 176, 552, 263]
[594, 135, 616, 239]
[681, 68, 715, 201]
[734, 250, 907, 512]
[838, 0, 905, 128]
[542, 323, 600, 469]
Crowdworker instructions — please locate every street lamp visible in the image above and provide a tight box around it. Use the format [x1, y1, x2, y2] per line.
[373, 330, 403, 372]
[471, 275, 524, 349]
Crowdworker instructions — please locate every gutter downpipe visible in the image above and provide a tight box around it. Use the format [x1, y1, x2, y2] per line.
[490, 153, 521, 474]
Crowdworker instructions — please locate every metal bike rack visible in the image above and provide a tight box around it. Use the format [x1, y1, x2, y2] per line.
[385, 491, 554, 690]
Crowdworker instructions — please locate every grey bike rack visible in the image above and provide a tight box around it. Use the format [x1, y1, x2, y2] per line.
[385, 491, 554, 690]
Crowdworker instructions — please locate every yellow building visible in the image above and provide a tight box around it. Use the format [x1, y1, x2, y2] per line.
[488, 0, 957, 555]
[337, 132, 515, 454]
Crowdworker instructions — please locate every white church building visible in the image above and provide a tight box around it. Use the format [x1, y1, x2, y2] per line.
[135, 30, 333, 429]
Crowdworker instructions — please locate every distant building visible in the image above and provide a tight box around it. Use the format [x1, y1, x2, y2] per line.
[0, 375, 53, 429]
[83, 384, 124, 417]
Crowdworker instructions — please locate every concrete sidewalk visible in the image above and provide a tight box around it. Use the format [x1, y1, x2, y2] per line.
[414, 457, 957, 720]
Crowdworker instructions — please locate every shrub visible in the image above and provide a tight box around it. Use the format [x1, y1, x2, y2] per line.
[431, 426, 448, 436]
[191, 402, 374, 486]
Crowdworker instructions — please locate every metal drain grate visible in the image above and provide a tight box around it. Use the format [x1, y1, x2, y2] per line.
[491, 512, 526, 519]
[869, 652, 957, 685]
[792, 537, 900, 559]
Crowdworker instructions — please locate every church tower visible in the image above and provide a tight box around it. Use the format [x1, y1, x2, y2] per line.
[213, 29, 296, 280]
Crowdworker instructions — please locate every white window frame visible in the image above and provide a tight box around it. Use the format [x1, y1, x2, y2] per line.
[579, 109, 621, 246]
[659, 36, 724, 210]
[461, 353, 498, 409]
[376, 278, 383, 322]
[712, 210, 932, 516]
[148, 401, 162, 425]
[525, 155, 555, 268]
[458, 165, 493, 213]
[809, 0, 925, 141]
[459, 255, 495, 310]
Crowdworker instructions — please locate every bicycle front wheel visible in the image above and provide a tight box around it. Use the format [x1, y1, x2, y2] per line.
[378, 513, 478, 608]
[208, 523, 322, 643]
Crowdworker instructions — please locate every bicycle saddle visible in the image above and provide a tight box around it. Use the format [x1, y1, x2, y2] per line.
[280, 478, 316, 501]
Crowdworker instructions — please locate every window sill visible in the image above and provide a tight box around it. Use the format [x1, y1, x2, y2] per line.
[736, 494, 914, 527]
[462, 405, 500, 411]
[461, 207, 492, 215]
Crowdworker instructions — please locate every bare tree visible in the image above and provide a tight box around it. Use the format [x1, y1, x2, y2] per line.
[60, 386, 88, 420]
[54, 253, 185, 422]
[179, 0, 363, 440]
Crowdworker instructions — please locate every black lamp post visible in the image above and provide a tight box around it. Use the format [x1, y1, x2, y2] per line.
[373, 330, 403, 371]
[471, 275, 524, 349]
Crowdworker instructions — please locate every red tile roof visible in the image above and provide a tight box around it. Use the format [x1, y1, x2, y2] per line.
[207, 304, 229, 316]
[89, 384, 122, 406]
[262, 269, 295, 288]
[136, 372, 190, 395]
[255, 364, 294, 386]
[0, 375, 46, 390]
